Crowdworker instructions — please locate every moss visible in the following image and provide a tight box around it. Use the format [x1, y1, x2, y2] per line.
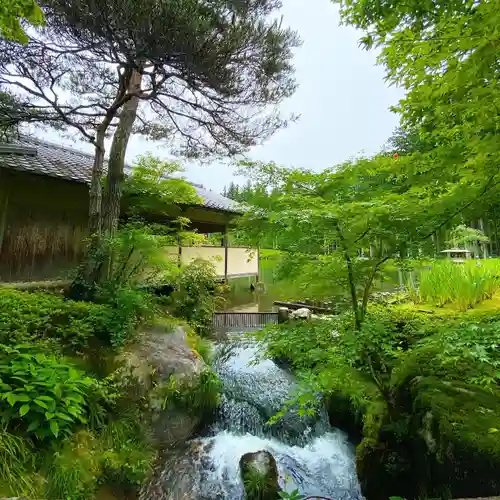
[411, 377, 500, 498]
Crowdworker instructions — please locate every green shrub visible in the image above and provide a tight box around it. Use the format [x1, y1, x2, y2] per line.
[95, 284, 154, 347]
[255, 318, 338, 371]
[46, 431, 100, 500]
[160, 370, 221, 415]
[0, 344, 95, 441]
[46, 414, 155, 500]
[168, 259, 225, 334]
[0, 288, 147, 349]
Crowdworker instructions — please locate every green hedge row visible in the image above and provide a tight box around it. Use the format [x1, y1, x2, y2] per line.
[0, 288, 142, 350]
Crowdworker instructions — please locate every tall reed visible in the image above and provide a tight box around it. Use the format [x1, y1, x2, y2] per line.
[413, 259, 500, 311]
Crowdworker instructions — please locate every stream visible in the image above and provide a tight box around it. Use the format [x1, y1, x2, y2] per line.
[142, 335, 363, 500]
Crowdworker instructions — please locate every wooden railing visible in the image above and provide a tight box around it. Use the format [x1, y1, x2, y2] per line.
[212, 311, 279, 330]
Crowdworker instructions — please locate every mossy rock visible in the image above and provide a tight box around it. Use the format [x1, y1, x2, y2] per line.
[411, 377, 500, 498]
[326, 392, 364, 444]
[240, 450, 281, 500]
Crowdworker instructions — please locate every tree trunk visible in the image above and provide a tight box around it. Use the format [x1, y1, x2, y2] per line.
[88, 126, 106, 236]
[344, 250, 361, 329]
[103, 70, 142, 236]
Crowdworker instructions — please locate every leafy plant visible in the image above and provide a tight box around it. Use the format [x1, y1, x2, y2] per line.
[160, 370, 221, 415]
[279, 492, 333, 500]
[168, 259, 225, 335]
[0, 288, 143, 350]
[0, 345, 95, 440]
[0, 0, 44, 43]
[46, 431, 100, 500]
[46, 414, 155, 500]
[98, 414, 155, 492]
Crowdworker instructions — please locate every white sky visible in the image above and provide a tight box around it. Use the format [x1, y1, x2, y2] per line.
[41, 0, 404, 194]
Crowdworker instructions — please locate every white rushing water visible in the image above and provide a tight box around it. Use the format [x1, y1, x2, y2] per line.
[203, 429, 361, 499]
[141, 336, 363, 500]
[202, 338, 363, 499]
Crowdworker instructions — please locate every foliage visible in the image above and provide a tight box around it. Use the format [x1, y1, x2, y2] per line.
[0, 344, 95, 441]
[395, 321, 500, 393]
[168, 259, 225, 335]
[236, 158, 476, 328]
[160, 370, 221, 416]
[0, 0, 44, 42]
[122, 154, 201, 219]
[261, 301, 500, 498]
[412, 260, 500, 311]
[0, 429, 35, 497]
[96, 414, 155, 492]
[46, 430, 100, 500]
[279, 491, 333, 500]
[333, 0, 500, 238]
[46, 413, 155, 500]
[187, 334, 213, 364]
[447, 225, 489, 250]
[0, 287, 143, 350]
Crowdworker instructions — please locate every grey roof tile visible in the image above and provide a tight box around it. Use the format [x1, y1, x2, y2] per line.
[0, 135, 242, 214]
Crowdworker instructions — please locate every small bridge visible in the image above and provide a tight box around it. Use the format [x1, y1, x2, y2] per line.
[212, 311, 279, 330]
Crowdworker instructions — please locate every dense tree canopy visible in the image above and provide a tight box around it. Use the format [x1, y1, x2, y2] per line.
[334, 0, 500, 195]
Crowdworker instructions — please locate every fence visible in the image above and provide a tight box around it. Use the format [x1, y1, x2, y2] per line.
[212, 312, 279, 330]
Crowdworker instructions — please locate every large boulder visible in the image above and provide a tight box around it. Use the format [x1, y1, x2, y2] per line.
[140, 440, 221, 500]
[290, 308, 311, 320]
[115, 325, 211, 446]
[239, 450, 281, 500]
[356, 377, 500, 500]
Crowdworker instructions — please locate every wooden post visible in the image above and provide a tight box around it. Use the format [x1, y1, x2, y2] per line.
[177, 234, 182, 268]
[223, 225, 229, 284]
[257, 247, 261, 282]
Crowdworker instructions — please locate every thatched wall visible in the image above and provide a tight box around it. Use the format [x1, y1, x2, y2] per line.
[0, 169, 88, 282]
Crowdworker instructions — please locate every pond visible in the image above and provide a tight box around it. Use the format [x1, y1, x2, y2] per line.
[223, 269, 414, 313]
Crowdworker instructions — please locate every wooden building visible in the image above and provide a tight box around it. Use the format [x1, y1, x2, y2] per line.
[0, 136, 258, 283]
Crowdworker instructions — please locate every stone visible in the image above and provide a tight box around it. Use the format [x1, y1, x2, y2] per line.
[277, 307, 290, 324]
[239, 450, 281, 500]
[116, 325, 208, 446]
[140, 440, 219, 500]
[290, 307, 312, 320]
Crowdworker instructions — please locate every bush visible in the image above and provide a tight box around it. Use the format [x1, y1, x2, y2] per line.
[255, 318, 338, 371]
[95, 284, 154, 347]
[160, 370, 221, 416]
[168, 259, 224, 334]
[0, 344, 95, 441]
[46, 415, 155, 500]
[0, 288, 147, 350]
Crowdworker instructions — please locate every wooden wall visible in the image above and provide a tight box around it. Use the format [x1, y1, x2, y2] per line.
[0, 169, 238, 283]
[0, 169, 89, 282]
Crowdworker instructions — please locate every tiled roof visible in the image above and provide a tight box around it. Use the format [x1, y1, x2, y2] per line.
[0, 136, 242, 214]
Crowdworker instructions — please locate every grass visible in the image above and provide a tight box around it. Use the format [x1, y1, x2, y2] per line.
[0, 429, 36, 497]
[407, 259, 500, 311]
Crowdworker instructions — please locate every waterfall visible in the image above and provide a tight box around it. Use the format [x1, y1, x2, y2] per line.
[141, 336, 363, 500]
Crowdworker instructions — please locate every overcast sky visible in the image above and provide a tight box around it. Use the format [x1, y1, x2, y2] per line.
[42, 0, 403, 194]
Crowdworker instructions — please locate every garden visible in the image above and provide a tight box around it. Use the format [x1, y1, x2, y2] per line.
[2, 0, 500, 498]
